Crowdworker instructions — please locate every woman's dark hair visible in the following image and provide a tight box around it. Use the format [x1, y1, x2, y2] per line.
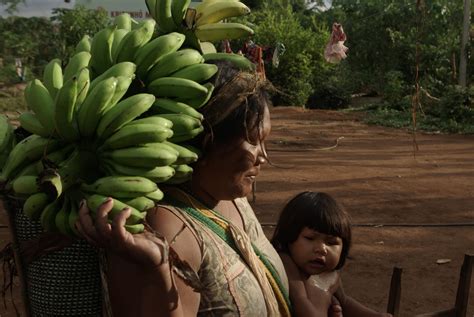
[195, 60, 273, 151]
[271, 191, 352, 269]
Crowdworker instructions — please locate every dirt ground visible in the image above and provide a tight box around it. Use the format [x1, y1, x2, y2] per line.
[1, 106, 473, 316]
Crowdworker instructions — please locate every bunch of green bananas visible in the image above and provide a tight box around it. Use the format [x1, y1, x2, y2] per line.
[0, 4, 256, 236]
[145, 0, 254, 48]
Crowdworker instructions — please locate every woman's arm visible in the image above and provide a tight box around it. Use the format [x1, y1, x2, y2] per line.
[280, 253, 331, 317]
[77, 199, 202, 317]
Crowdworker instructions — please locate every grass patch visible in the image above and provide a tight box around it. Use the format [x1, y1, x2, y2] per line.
[346, 103, 474, 134]
[0, 96, 27, 115]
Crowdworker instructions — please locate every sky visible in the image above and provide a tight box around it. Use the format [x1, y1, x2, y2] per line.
[0, 0, 333, 18]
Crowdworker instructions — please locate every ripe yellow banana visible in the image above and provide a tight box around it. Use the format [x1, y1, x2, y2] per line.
[195, 1, 250, 27]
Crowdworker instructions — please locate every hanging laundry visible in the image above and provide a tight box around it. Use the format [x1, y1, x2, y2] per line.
[324, 22, 348, 64]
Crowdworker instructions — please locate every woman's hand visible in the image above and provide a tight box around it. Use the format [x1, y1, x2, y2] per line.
[75, 198, 169, 270]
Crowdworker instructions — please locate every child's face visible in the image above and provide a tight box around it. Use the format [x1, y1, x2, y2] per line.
[288, 227, 343, 277]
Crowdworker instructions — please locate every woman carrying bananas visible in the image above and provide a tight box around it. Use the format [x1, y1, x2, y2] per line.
[76, 61, 356, 317]
[76, 60, 291, 316]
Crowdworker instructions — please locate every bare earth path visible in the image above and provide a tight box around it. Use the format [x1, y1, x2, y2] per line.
[1, 107, 473, 316]
[255, 107, 474, 316]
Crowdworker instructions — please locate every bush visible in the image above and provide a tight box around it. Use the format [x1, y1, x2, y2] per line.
[433, 85, 474, 124]
[247, 1, 329, 107]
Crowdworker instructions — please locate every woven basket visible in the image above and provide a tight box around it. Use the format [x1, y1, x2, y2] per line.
[3, 197, 104, 317]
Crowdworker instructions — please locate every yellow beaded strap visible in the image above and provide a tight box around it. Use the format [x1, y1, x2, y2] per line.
[167, 188, 292, 317]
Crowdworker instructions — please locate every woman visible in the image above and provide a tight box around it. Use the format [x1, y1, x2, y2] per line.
[78, 61, 291, 316]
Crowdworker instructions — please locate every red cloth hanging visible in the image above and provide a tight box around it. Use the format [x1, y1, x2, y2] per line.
[324, 22, 349, 64]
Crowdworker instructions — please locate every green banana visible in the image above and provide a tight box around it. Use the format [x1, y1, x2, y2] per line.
[42, 58, 63, 99]
[165, 164, 193, 184]
[134, 32, 186, 79]
[103, 160, 175, 183]
[150, 98, 203, 121]
[86, 194, 145, 225]
[171, 0, 191, 27]
[89, 26, 116, 78]
[24, 79, 56, 135]
[89, 62, 136, 93]
[100, 144, 178, 168]
[126, 115, 173, 130]
[108, 75, 134, 109]
[125, 196, 156, 212]
[68, 199, 81, 237]
[184, 82, 215, 109]
[12, 175, 39, 195]
[54, 75, 80, 142]
[163, 141, 199, 164]
[55, 196, 75, 236]
[77, 76, 118, 138]
[170, 63, 218, 83]
[146, 49, 204, 82]
[75, 67, 91, 107]
[155, 113, 203, 136]
[124, 223, 145, 234]
[155, 0, 177, 33]
[38, 169, 63, 199]
[63, 51, 91, 82]
[40, 198, 62, 232]
[96, 93, 156, 140]
[18, 112, 51, 138]
[101, 123, 172, 150]
[200, 41, 217, 54]
[195, 1, 250, 26]
[145, 188, 164, 202]
[113, 19, 156, 64]
[16, 162, 39, 177]
[203, 52, 256, 71]
[169, 126, 204, 143]
[114, 13, 133, 31]
[75, 35, 91, 54]
[195, 22, 254, 42]
[148, 77, 208, 100]
[82, 176, 158, 199]
[171, 164, 193, 178]
[111, 29, 130, 63]
[0, 114, 14, 154]
[23, 192, 50, 220]
[145, 0, 157, 21]
[36, 144, 75, 172]
[0, 135, 62, 182]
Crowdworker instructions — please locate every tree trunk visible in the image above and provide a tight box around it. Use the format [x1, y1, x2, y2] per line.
[459, 0, 471, 88]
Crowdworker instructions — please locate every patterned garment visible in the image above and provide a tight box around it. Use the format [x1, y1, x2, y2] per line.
[161, 197, 289, 317]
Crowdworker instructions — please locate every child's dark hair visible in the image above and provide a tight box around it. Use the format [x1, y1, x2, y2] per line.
[271, 191, 352, 269]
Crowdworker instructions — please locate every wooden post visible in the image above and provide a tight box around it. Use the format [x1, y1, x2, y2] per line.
[387, 267, 402, 316]
[459, 0, 471, 88]
[454, 254, 473, 317]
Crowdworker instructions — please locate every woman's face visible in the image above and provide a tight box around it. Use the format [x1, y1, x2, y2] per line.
[195, 106, 271, 201]
[288, 227, 343, 277]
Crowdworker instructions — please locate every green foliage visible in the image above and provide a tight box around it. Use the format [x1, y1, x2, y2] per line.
[0, 0, 24, 14]
[247, 1, 329, 106]
[50, 6, 109, 62]
[0, 6, 109, 82]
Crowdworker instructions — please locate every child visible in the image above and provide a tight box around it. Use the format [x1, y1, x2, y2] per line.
[272, 191, 392, 317]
